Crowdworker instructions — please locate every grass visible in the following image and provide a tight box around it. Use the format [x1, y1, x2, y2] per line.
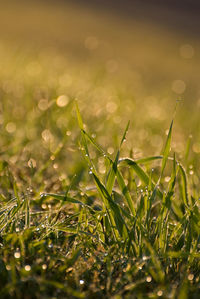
[0, 93, 199, 298]
[0, 2, 200, 298]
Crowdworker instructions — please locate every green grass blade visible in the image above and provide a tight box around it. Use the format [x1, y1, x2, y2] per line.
[120, 121, 130, 147]
[75, 101, 90, 161]
[92, 173, 128, 238]
[106, 150, 119, 195]
[75, 101, 84, 130]
[82, 129, 105, 156]
[42, 193, 95, 211]
[106, 121, 130, 195]
[160, 120, 173, 180]
[119, 158, 163, 199]
[116, 168, 136, 217]
[132, 155, 163, 165]
[179, 164, 189, 206]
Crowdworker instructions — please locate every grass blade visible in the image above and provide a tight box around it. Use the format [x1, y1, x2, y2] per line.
[160, 120, 173, 180]
[119, 158, 163, 199]
[179, 164, 189, 206]
[116, 168, 136, 216]
[92, 173, 128, 238]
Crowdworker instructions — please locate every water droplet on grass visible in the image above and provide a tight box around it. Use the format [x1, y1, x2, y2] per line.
[42, 264, 47, 270]
[79, 280, 84, 285]
[40, 193, 47, 198]
[89, 167, 93, 174]
[146, 276, 152, 283]
[188, 273, 194, 281]
[142, 256, 148, 261]
[14, 252, 21, 259]
[157, 290, 163, 297]
[6, 265, 11, 271]
[25, 265, 31, 271]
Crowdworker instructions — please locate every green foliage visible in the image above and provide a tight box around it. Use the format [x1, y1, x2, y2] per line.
[0, 101, 199, 299]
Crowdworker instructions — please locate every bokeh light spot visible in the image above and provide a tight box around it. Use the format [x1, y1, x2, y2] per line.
[38, 99, 49, 111]
[180, 44, 194, 59]
[172, 80, 186, 94]
[56, 95, 69, 107]
[146, 276, 152, 282]
[14, 252, 21, 259]
[25, 265, 31, 272]
[6, 122, 16, 133]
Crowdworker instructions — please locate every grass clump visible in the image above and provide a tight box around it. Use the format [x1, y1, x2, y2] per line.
[0, 103, 199, 299]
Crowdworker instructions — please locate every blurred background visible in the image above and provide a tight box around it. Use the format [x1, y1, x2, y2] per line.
[0, 0, 200, 185]
[1, 0, 199, 97]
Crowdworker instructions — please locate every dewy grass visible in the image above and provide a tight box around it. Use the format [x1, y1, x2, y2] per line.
[0, 103, 199, 299]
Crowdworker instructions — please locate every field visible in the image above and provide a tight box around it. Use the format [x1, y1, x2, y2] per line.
[0, 1, 200, 298]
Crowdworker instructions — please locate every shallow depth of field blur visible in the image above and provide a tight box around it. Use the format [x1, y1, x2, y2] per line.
[1, 0, 200, 174]
[0, 0, 200, 298]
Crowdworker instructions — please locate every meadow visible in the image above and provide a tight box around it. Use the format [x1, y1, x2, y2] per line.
[0, 1, 200, 298]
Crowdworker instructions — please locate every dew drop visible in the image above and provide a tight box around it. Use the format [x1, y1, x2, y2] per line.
[142, 256, 148, 261]
[42, 264, 47, 270]
[157, 290, 163, 297]
[146, 276, 152, 283]
[40, 193, 47, 198]
[165, 176, 171, 182]
[25, 265, 31, 271]
[66, 130, 71, 136]
[188, 273, 194, 281]
[79, 279, 84, 285]
[14, 252, 21, 259]
[6, 265, 11, 271]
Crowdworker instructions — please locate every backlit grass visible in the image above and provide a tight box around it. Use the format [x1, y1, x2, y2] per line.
[0, 95, 199, 298]
[0, 2, 200, 297]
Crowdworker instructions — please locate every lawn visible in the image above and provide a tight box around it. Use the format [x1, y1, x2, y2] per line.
[0, 1, 199, 298]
